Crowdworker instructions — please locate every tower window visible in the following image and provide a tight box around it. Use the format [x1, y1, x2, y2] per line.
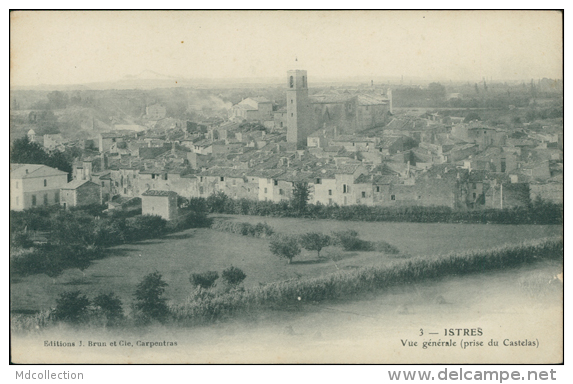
[291, 99, 293, 104]
[289, 76, 294, 88]
[44, 179, 47, 187]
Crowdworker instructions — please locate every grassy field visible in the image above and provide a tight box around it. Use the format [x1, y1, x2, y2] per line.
[11, 260, 563, 363]
[10, 215, 562, 314]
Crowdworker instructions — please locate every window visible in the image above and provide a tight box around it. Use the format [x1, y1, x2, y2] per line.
[343, 184, 347, 193]
[328, 189, 332, 196]
[199, 186, 204, 194]
[391, 195, 396, 201]
[32, 195, 37, 206]
[279, 189, 284, 195]
[264, 188, 268, 193]
[472, 183, 476, 189]
[361, 191, 366, 198]
[220, 177, 225, 182]
[473, 193, 477, 199]
[316, 178, 321, 184]
[115, 182, 119, 187]
[274, 180, 278, 186]
[376, 186, 380, 192]
[328, 198, 332, 205]
[232, 179, 236, 185]
[124, 188, 127, 194]
[501, 159, 506, 173]
[152, 174, 155, 179]
[289, 76, 294, 88]
[291, 99, 293, 104]
[102, 181, 105, 187]
[291, 113, 294, 117]
[44, 179, 47, 187]
[200, 177, 203, 182]
[55, 191, 59, 203]
[44, 194, 48, 205]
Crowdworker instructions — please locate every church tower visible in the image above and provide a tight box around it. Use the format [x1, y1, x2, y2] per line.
[286, 69, 313, 148]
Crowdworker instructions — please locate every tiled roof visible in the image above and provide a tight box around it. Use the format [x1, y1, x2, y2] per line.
[10, 163, 68, 179]
[61, 179, 99, 190]
[141, 190, 177, 197]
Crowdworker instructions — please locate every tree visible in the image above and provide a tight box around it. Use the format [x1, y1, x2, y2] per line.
[134, 271, 169, 323]
[54, 290, 90, 323]
[299, 232, 331, 258]
[464, 112, 481, 123]
[189, 271, 219, 289]
[291, 182, 310, 214]
[93, 292, 124, 326]
[269, 235, 301, 264]
[428, 82, 446, 104]
[206, 191, 229, 213]
[10, 136, 73, 180]
[221, 266, 246, 288]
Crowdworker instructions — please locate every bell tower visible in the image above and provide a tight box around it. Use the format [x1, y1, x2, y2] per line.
[286, 69, 312, 148]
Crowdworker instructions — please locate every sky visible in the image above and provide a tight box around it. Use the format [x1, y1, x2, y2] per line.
[10, 10, 563, 86]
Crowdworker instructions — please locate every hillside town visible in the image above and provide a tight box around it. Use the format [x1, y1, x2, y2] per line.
[10, 69, 563, 220]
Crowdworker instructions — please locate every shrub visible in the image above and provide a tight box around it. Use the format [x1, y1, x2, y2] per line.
[221, 266, 246, 287]
[269, 235, 301, 264]
[331, 230, 373, 251]
[299, 232, 331, 258]
[373, 241, 400, 254]
[10, 230, 34, 249]
[93, 292, 124, 326]
[134, 271, 169, 323]
[125, 215, 167, 241]
[54, 291, 90, 323]
[190, 271, 219, 289]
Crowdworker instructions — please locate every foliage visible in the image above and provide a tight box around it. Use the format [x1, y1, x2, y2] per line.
[170, 238, 562, 326]
[190, 271, 219, 289]
[464, 112, 481, 123]
[93, 292, 124, 326]
[210, 220, 274, 238]
[299, 232, 331, 258]
[221, 266, 247, 287]
[10, 136, 73, 180]
[331, 230, 373, 251]
[206, 191, 229, 213]
[290, 182, 310, 214]
[134, 271, 169, 323]
[186, 196, 562, 225]
[54, 291, 90, 323]
[269, 235, 301, 264]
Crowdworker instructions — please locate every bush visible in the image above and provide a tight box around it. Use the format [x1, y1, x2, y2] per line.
[190, 271, 219, 289]
[134, 271, 169, 323]
[373, 241, 400, 254]
[331, 230, 373, 251]
[269, 235, 301, 264]
[221, 266, 246, 287]
[93, 292, 124, 326]
[210, 220, 274, 238]
[54, 291, 90, 323]
[125, 215, 167, 241]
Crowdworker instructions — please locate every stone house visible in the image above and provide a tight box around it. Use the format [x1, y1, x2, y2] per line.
[60, 179, 101, 208]
[141, 190, 178, 220]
